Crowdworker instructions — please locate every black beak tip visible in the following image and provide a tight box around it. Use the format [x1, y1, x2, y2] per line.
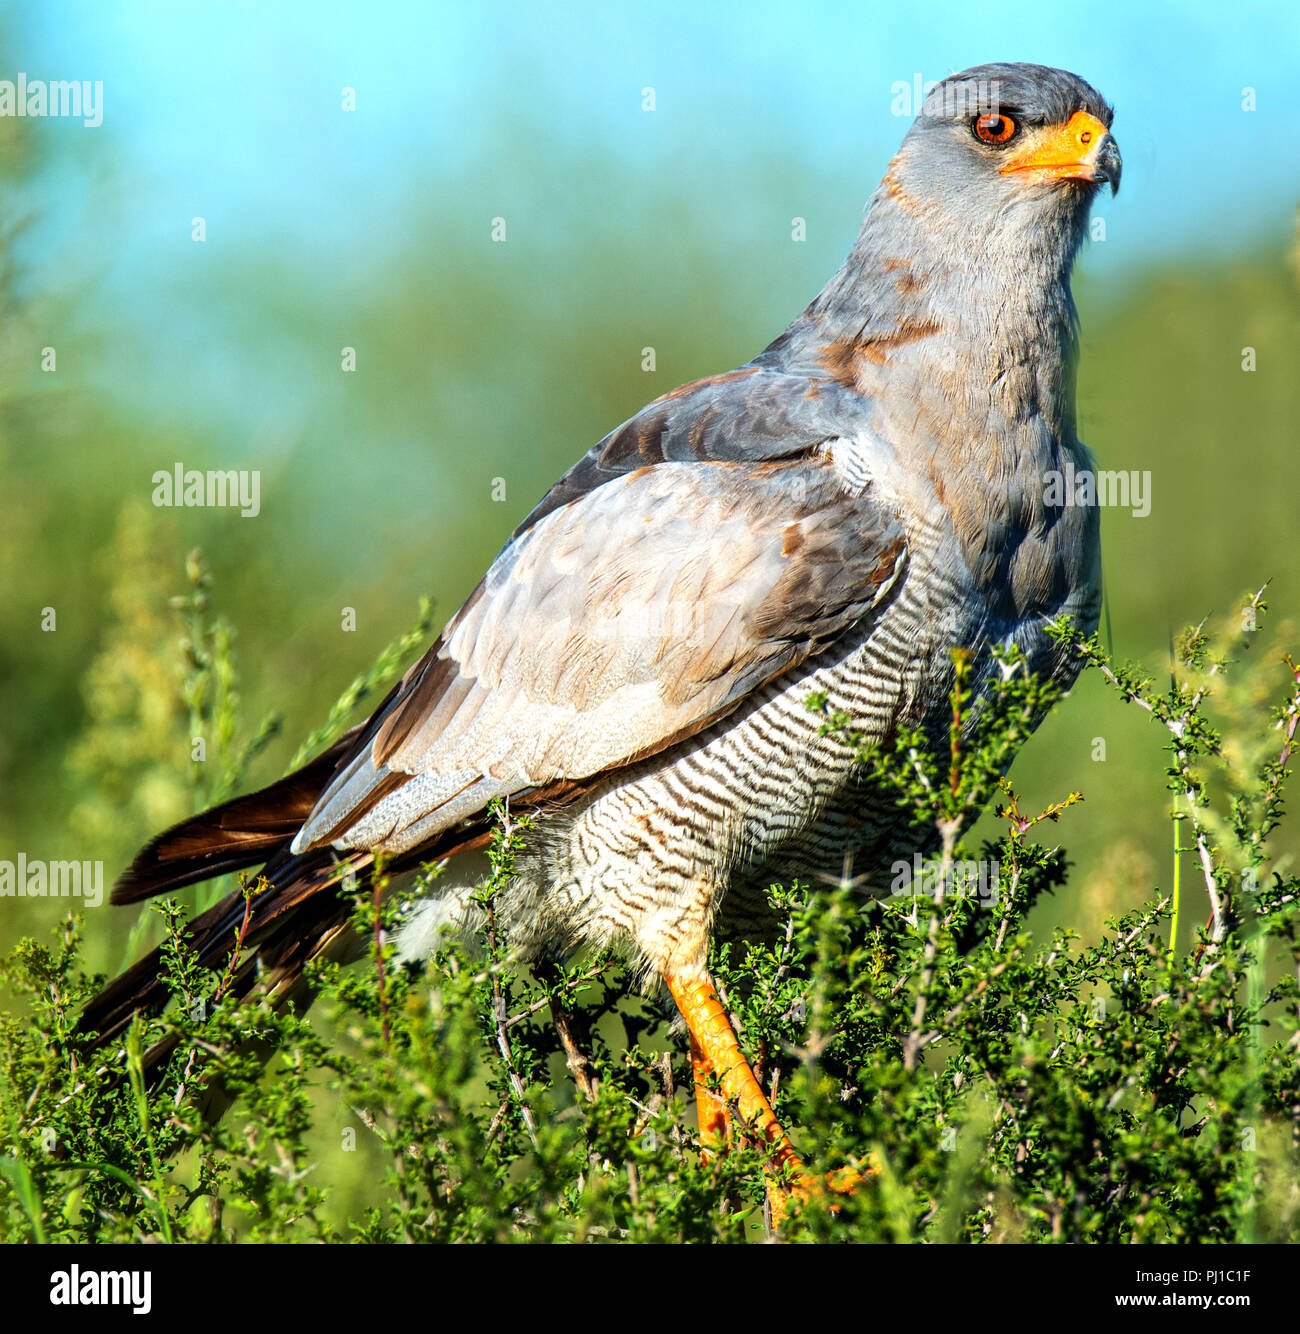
[1099, 136, 1122, 196]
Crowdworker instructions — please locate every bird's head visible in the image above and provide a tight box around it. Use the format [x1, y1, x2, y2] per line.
[885, 62, 1120, 269]
[772, 62, 1121, 435]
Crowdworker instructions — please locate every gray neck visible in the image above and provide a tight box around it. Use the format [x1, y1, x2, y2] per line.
[760, 170, 1088, 450]
[756, 165, 1097, 606]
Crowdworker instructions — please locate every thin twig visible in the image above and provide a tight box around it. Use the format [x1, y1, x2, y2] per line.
[536, 961, 598, 1103]
[904, 817, 959, 1072]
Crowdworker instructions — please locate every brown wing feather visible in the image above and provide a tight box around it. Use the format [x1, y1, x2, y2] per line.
[86, 369, 899, 1077]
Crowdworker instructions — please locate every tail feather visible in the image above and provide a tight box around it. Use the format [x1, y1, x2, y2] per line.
[112, 730, 363, 905]
[80, 708, 566, 1096]
[79, 846, 362, 1048]
[82, 825, 496, 1058]
[82, 867, 368, 1112]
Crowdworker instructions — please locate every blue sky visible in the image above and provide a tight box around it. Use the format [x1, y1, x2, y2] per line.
[16, 0, 1299, 262]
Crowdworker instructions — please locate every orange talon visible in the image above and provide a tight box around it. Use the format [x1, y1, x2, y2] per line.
[826, 1163, 866, 1196]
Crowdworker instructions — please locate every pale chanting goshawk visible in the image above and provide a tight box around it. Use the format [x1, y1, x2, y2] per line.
[83, 62, 1119, 1206]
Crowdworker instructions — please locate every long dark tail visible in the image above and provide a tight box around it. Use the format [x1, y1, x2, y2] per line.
[77, 729, 491, 1070]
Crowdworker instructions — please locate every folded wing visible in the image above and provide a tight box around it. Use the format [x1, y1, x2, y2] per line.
[294, 374, 905, 855]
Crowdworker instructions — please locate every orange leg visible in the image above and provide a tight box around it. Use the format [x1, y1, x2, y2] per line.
[666, 968, 865, 1227]
[690, 1034, 730, 1159]
[665, 969, 803, 1177]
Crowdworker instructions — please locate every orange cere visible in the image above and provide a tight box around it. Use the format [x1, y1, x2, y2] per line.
[999, 110, 1111, 181]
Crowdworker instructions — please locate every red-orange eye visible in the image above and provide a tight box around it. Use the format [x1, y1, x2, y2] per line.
[973, 114, 1018, 145]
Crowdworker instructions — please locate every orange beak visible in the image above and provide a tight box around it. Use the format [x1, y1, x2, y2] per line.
[999, 110, 1121, 192]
